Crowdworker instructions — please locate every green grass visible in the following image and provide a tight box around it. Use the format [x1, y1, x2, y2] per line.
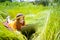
[0, 1, 60, 40]
[30, 6, 60, 40]
[0, 22, 27, 40]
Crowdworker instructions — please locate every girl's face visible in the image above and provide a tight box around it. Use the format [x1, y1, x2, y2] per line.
[17, 16, 24, 24]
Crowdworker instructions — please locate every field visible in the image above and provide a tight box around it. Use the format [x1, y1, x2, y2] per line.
[0, 1, 60, 40]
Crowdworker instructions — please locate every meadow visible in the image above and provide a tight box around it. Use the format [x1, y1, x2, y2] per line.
[0, 1, 60, 40]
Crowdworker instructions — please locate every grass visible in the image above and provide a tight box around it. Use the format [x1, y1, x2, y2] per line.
[0, 1, 60, 40]
[0, 22, 27, 40]
[30, 6, 60, 40]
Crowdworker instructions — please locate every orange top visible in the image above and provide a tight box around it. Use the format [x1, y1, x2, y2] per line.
[8, 20, 17, 31]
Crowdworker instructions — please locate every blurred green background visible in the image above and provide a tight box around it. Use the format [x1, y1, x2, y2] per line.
[0, 0, 60, 40]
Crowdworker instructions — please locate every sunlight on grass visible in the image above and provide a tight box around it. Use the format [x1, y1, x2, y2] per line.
[0, 1, 60, 40]
[31, 7, 60, 40]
